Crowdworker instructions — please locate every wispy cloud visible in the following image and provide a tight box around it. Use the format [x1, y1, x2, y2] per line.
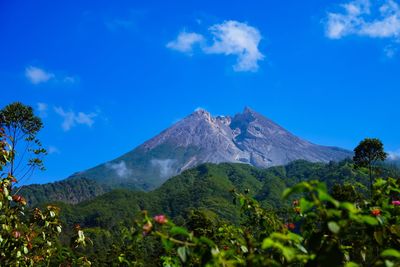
[63, 76, 77, 83]
[105, 18, 135, 31]
[325, 0, 400, 40]
[25, 65, 78, 85]
[151, 159, 176, 178]
[384, 44, 398, 57]
[25, 66, 55, 84]
[167, 20, 264, 72]
[166, 31, 205, 53]
[107, 161, 132, 178]
[54, 107, 97, 131]
[37, 102, 48, 117]
[104, 9, 146, 32]
[47, 145, 60, 155]
[388, 149, 400, 160]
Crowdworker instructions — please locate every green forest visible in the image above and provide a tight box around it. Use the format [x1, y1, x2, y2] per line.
[1, 103, 400, 266]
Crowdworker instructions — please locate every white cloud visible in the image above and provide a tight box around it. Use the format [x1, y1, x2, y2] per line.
[37, 102, 48, 117]
[205, 20, 264, 71]
[25, 65, 77, 85]
[47, 146, 60, 155]
[25, 66, 55, 84]
[167, 20, 264, 72]
[194, 106, 206, 112]
[107, 161, 132, 178]
[166, 31, 205, 53]
[37, 102, 48, 112]
[63, 76, 76, 83]
[388, 149, 400, 160]
[54, 107, 97, 131]
[325, 0, 400, 40]
[384, 44, 398, 57]
[151, 159, 176, 178]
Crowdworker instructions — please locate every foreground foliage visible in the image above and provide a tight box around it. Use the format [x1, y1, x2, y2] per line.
[0, 128, 91, 266]
[1, 102, 399, 266]
[124, 177, 400, 266]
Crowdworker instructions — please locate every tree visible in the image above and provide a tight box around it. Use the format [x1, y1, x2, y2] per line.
[0, 102, 46, 183]
[353, 138, 387, 196]
[0, 127, 91, 266]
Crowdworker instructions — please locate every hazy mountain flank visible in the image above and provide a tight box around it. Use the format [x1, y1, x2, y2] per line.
[69, 107, 352, 191]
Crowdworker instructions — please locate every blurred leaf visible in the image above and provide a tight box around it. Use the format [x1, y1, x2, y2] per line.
[177, 246, 187, 263]
[170, 226, 189, 237]
[328, 221, 340, 234]
[374, 231, 383, 245]
[381, 249, 400, 258]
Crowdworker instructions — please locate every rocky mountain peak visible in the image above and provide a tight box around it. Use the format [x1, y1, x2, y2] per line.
[191, 108, 212, 120]
[72, 107, 353, 191]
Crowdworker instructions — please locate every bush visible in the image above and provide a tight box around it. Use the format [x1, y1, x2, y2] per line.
[126, 178, 400, 266]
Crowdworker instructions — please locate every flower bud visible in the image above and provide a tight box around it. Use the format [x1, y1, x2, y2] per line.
[153, 214, 168, 224]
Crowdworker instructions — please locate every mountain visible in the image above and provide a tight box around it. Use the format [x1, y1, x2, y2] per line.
[60, 160, 375, 230]
[19, 178, 109, 206]
[69, 107, 351, 191]
[54, 160, 399, 265]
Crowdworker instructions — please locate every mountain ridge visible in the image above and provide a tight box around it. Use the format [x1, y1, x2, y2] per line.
[69, 107, 352, 190]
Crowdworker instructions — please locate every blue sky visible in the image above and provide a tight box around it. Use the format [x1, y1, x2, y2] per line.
[1, 0, 399, 184]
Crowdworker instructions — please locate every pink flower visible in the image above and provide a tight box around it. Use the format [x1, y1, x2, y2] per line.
[153, 214, 168, 224]
[392, 200, 400, 206]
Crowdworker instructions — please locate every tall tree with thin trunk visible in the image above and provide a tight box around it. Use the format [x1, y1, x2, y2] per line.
[0, 102, 46, 183]
[353, 138, 387, 197]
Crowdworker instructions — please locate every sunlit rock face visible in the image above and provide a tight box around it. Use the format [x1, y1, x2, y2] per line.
[72, 107, 352, 191]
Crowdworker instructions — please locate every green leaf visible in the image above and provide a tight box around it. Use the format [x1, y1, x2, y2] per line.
[262, 238, 274, 249]
[161, 238, 173, 251]
[328, 221, 340, 234]
[318, 189, 339, 207]
[300, 198, 314, 213]
[281, 247, 296, 262]
[344, 262, 360, 267]
[384, 260, 394, 267]
[374, 231, 383, 245]
[170, 226, 189, 237]
[198, 236, 215, 247]
[340, 202, 358, 213]
[282, 182, 312, 199]
[177, 246, 187, 263]
[360, 215, 379, 225]
[381, 249, 400, 258]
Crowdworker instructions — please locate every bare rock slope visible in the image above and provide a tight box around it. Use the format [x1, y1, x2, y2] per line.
[71, 107, 352, 190]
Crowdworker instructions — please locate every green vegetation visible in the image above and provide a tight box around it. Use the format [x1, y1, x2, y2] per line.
[71, 144, 201, 191]
[19, 177, 109, 206]
[127, 178, 400, 266]
[0, 102, 46, 181]
[353, 138, 388, 195]
[0, 126, 91, 266]
[1, 103, 400, 266]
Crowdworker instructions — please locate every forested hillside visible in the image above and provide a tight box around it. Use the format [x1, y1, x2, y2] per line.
[31, 160, 397, 265]
[19, 177, 110, 206]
